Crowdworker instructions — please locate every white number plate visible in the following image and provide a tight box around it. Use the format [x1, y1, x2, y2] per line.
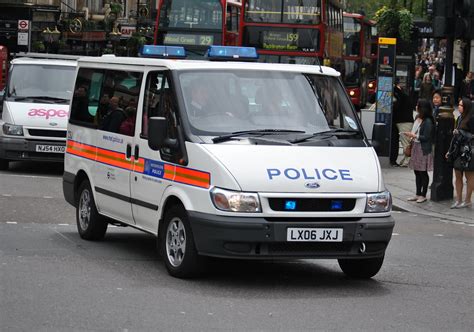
[287, 228, 343, 242]
[35, 145, 65, 153]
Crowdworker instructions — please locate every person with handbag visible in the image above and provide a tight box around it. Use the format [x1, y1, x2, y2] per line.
[446, 98, 474, 209]
[402, 99, 435, 203]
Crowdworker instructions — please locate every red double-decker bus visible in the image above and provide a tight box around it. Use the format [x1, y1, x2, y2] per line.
[343, 12, 372, 110]
[367, 20, 378, 103]
[238, 0, 344, 68]
[154, 0, 228, 56]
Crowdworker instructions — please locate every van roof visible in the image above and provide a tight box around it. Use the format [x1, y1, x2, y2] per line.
[11, 57, 77, 67]
[77, 56, 340, 77]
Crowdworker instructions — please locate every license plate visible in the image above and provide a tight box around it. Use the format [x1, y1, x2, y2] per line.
[287, 228, 343, 242]
[35, 145, 65, 153]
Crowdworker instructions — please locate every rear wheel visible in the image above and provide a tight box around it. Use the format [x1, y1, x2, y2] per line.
[76, 179, 107, 240]
[160, 205, 204, 278]
[0, 158, 9, 171]
[338, 256, 384, 279]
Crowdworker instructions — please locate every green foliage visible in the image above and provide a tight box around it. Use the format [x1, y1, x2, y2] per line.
[374, 6, 413, 41]
[398, 9, 414, 41]
[345, 0, 426, 19]
[32, 41, 45, 52]
[126, 32, 147, 56]
[109, 2, 123, 15]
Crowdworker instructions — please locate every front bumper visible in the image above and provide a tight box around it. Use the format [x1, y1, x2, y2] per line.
[0, 136, 65, 162]
[189, 211, 395, 259]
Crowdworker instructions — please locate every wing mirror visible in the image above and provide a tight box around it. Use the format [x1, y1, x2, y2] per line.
[147, 116, 178, 151]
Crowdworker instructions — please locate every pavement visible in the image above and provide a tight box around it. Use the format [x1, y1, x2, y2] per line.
[382, 164, 473, 224]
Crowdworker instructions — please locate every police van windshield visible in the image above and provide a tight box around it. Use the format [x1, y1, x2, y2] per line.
[178, 70, 359, 137]
[7, 64, 75, 101]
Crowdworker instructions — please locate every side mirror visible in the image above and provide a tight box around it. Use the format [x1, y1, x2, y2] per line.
[147, 116, 179, 151]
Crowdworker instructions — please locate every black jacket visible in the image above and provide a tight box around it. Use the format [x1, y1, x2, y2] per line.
[418, 117, 435, 155]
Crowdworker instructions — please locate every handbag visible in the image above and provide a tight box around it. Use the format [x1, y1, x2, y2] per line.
[404, 139, 413, 157]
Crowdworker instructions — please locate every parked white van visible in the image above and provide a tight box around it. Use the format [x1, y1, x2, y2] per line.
[0, 54, 77, 170]
[63, 46, 394, 279]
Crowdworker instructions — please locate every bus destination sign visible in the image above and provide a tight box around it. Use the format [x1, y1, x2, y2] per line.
[164, 33, 214, 46]
[263, 31, 300, 51]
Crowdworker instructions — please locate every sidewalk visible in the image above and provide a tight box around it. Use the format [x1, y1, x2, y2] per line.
[382, 166, 473, 224]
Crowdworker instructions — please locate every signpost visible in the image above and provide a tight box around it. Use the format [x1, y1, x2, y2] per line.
[372, 37, 397, 165]
[17, 19, 30, 51]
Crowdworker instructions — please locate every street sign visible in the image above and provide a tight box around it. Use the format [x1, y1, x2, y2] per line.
[18, 20, 29, 31]
[120, 26, 136, 38]
[372, 37, 397, 159]
[17, 32, 28, 46]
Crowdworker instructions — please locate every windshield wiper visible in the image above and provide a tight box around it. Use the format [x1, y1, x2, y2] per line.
[212, 129, 305, 143]
[289, 128, 360, 144]
[12, 96, 68, 103]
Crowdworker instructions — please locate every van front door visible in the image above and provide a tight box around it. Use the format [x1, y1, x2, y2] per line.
[130, 71, 177, 233]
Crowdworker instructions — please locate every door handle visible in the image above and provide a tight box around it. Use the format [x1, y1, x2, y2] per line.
[134, 145, 139, 160]
[126, 144, 132, 159]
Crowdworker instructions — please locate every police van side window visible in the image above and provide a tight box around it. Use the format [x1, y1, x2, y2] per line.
[142, 71, 182, 164]
[141, 72, 165, 138]
[98, 70, 143, 136]
[70, 68, 105, 126]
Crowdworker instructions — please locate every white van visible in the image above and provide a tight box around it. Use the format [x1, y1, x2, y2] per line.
[63, 46, 394, 279]
[0, 54, 77, 170]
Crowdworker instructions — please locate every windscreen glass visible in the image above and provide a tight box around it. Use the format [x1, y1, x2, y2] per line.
[159, 0, 223, 30]
[178, 70, 358, 136]
[7, 64, 75, 100]
[344, 59, 360, 86]
[245, 0, 321, 24]
[343, 17, 361, 56]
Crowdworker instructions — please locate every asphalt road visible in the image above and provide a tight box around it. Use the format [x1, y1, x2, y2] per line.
[1, 161, 473, 331]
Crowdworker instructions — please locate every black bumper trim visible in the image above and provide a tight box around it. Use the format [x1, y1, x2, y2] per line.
[188, 211, 395, 259]
[63, 171, 76, 206]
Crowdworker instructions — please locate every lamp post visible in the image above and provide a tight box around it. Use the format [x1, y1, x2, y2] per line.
[109, 26, 121, 54]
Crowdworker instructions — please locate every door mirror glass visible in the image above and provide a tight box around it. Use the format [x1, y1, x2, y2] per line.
[148, 116, 167, 150]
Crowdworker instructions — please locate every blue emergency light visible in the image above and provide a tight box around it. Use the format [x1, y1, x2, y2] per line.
[139, 45, 187, 59]
[330, 200, 343, 211]
[206, 46, 259, 61]
[284, 200, 297, 211]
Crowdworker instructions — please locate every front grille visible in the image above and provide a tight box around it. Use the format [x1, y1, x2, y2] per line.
[28, 129, 67, 138]
[268, 242, 351, 254]
[268, 198, 356, 212]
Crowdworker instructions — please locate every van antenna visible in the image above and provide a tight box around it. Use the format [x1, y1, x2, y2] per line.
[318, 60, 323, 74]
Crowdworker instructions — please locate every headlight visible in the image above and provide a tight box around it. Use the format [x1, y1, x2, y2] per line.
[210, 187, 261, 212]
[366, 191, 392, 213]
[368, 82, 374, 88]
[3, 123, 24, 136]
[349, 90, 355, 96]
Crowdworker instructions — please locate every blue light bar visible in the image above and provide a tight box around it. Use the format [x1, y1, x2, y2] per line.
[139, 45, 186, 59]
[207, 46, 258, 61]
[284, 200, 297, 211]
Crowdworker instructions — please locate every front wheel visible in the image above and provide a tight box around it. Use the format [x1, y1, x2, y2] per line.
[338, 255, 384, 279]
[76, 179, 107, 240]
[159, 205, 204, 278]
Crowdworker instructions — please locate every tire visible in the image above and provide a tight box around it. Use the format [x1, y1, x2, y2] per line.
[76, 179, 107, 241]
[0, 158, 9, 171]
[338, 255, 385, 279]
[159, 205, 204, 278]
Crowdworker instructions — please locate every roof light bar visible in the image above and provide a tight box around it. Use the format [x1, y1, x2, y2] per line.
[139, 45, 187, 59]
[206, 46, 258, 61]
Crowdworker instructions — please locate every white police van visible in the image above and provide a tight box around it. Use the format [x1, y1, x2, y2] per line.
[0, 54, 77, 170]
[63, 46, 394, 279]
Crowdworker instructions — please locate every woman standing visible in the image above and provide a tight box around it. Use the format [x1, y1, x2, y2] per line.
[403, 99, 435, 203]
[432, 90, 442, 120]
[446, 98, 474, 208]
[419, 73, 435, 101]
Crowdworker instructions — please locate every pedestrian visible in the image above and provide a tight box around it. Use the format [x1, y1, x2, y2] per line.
[391, 83, 414, 167]
[419, 73, 434, 100]
[459, 72, 474, 100]
[403, 99, 435, 203]
[432, 71, 442, 90]
[432, 90, 442, 120]
[446, 98, 474, 209]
